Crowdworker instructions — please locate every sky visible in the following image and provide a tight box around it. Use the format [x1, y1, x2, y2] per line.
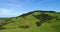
[0, 0, 60, 18]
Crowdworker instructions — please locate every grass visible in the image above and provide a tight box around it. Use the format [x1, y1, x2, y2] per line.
[0, 10, 60, 32]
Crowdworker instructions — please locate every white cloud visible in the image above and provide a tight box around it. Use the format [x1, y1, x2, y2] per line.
[0, 9, 11, 14]
[0, 9, 13, 15]
[0, 8, 20, 17]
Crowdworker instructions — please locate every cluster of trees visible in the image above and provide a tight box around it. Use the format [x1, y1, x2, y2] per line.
[33, 12, 54, 27]
[33, 10, 56, 13]
[0, 21, 7, 30]
[0, 18, 15, 30]
[18, 11, 34, 18]
[17, 10, 56, 18]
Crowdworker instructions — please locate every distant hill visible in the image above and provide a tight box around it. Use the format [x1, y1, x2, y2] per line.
[0, 10, 60, 32]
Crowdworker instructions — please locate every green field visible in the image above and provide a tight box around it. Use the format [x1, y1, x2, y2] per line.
[0, 10, 60, 32]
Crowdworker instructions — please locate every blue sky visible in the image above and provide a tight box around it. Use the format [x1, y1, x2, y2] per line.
[0, 0, 60, 18]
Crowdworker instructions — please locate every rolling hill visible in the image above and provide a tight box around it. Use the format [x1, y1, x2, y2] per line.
[0, 10, 60, 32]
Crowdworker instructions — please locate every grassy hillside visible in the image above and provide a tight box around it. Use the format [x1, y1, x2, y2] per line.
[0, 10, 60, 32]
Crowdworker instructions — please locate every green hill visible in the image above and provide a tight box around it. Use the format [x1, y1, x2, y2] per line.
[0, 10, 60, 32]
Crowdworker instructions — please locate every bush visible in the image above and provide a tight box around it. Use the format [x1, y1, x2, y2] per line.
[47, 21, 51, 23]
[56, 18, 60, 20]
[0, 27, 6, 30]
[19, 25, 30, 29]
[36, 22, 41, 27]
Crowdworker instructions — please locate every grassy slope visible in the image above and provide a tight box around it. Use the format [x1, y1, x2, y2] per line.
[0, 11, 60, 32]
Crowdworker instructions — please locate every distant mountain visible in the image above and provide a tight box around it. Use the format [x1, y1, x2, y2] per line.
[0, 10, 60, 32]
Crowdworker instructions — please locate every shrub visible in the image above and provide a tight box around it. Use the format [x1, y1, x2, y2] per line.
[36, 22, 41, 27]
[19, 25, 30, 29]
[0, 27, 6, 30]
[56, 18, 60, 20]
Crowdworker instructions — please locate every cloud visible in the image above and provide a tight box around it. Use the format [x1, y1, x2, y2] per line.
[1, 0, 54, 18]
[0, 0, 31, 17]
[0, 9, 13, 15]
[0, 8, 20, 17]
[0, 9, 11, 14]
